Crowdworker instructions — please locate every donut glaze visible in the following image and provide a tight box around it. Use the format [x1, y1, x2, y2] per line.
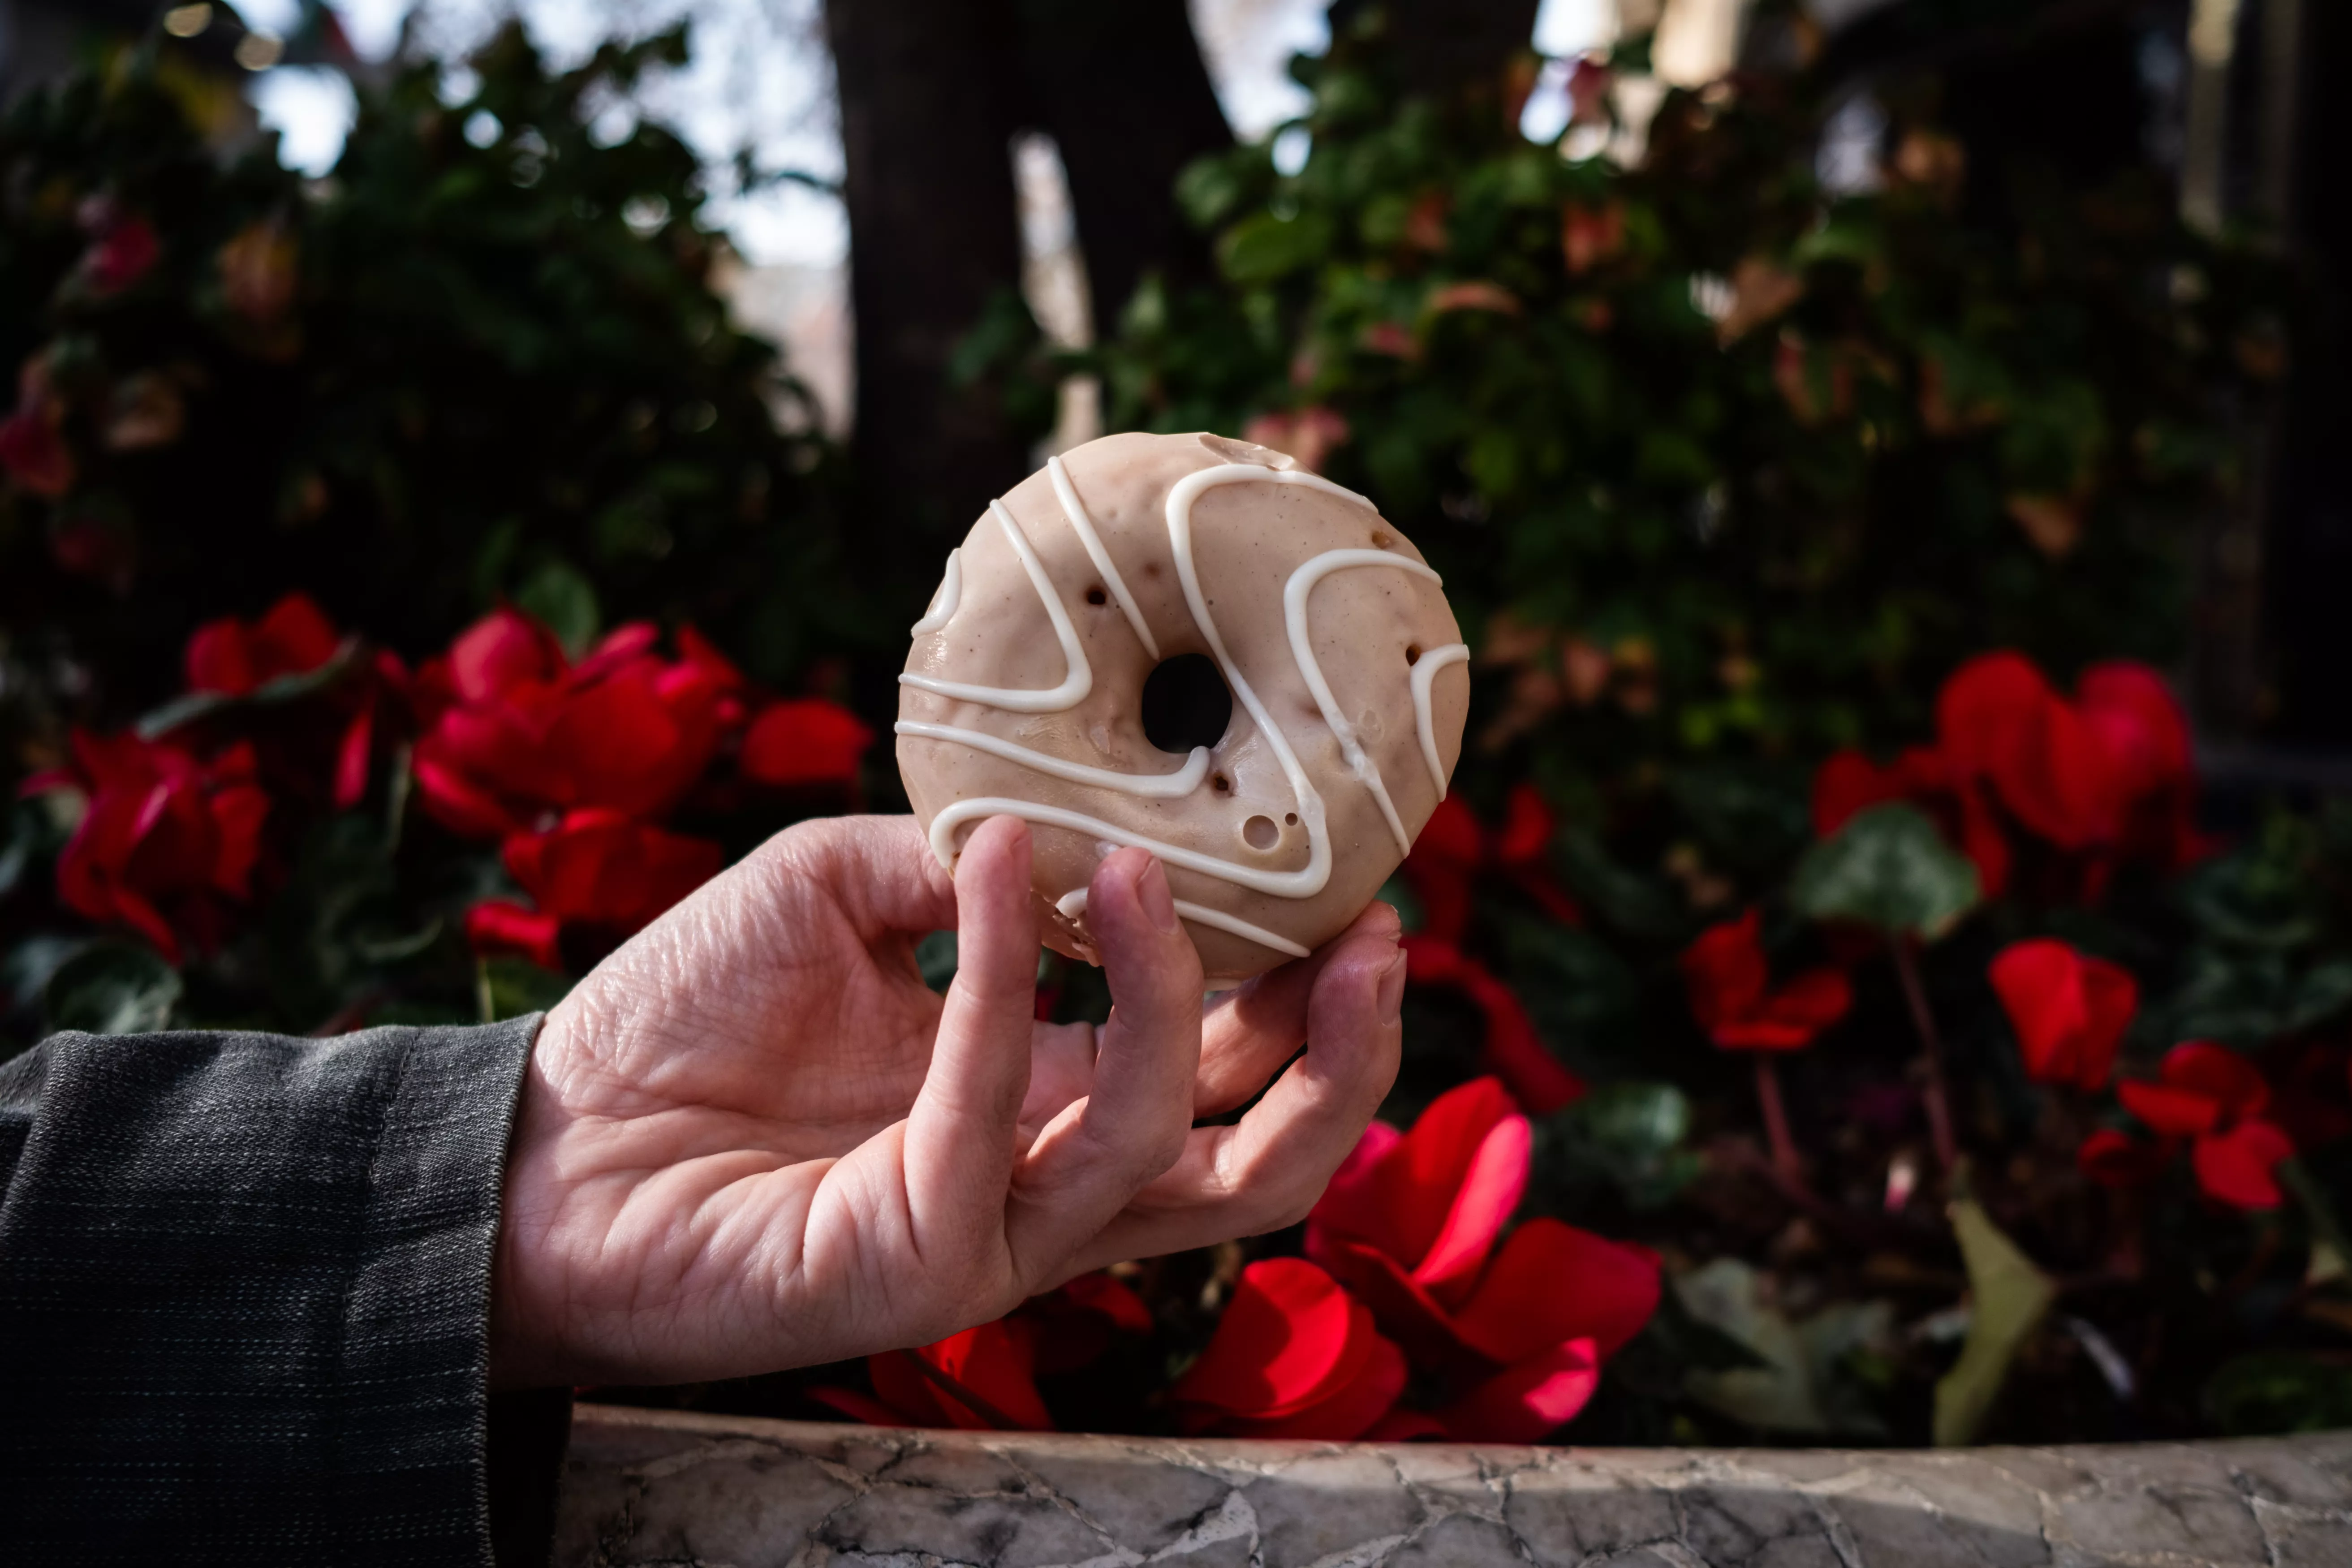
[896, 431, 1469, 983]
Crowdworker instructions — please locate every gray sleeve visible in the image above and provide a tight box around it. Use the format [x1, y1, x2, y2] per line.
[0, 1016, 545, 1566]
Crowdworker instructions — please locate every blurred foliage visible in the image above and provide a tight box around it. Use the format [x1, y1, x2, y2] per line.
[0, 22, 852, 756]
[988, 0, 2284, 808]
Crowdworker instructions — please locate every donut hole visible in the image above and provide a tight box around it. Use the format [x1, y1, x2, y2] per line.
[1406, 642, 1423, 665]
[1085, 586, 1108, 606]
[1285, 812, 1299, 826]
[1241, 814, 1280, 851]
[1212, 773, 1232, 794]
[1141, 653, 1233, 756]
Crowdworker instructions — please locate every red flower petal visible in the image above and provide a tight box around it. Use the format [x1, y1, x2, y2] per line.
[1938, 651, 2055, 778]
[1328, 1076, 1522, 1283]
[1438, 1335, 1601, 1443]
[1413, 1105, 1533, 1307]
[1307, 1231, 1480, 1374]
[1400, 933, 1471, 984]
[205, 784, 271, 899]
[741, 698, 874, 788]
[1169, 1258, 1362, 1419]
[465, 900, 563, 970]
[1681, 910, 1770, 1034]
[1940, 651, 2122, 848]
[1988, 939, 2137, 1090]
[334, 703, 375, 810]
[1495, 784, 1554, 865]
[806, 1385, 916, 1427]
[1812, 750, 1905, 837]
[502, 815, 722, 931]
[2193, 1121, 2295, 1210]
[919, 1319, 1055, 1431]
[1219, 1310, 1405, 1441]
[2078, 1128, 2172, 1185]
[2077, 662, 2192, 802]
[410, 750, 528, 840]
[1449, 1219, 1661, 1366]
[184, 621, 258, 696]
[1751, 967, 1854, 1043]
[2161, 1040, 2270, 1123]
[448, 607, 566, 703]
[2118, 1080, 2222, 1138]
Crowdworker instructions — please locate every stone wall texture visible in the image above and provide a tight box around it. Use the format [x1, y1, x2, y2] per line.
[556, 1403, 2352, 1568]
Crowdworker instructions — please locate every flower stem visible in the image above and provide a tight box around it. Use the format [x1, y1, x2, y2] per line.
[1753, 1054, 1805, 1189]
[1891, 935, 1959, 1173]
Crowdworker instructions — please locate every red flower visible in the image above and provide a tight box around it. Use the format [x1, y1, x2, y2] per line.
[28, 730, 271, 962]
[185, 593, 343, 695]
[814, 1318, 1056, 1431]
[1305, 1077, 1659, 1440]
[1939, 652, 2123, 851]
[1169, 1258, 1408, 1439]
[0, 357, 73, 498]
[740, 698, 873, 788]
[1024, 1271, 1154, 1375]
[80, 209, 159, 295]
[809, 1274, 1152, 1431]
[2117, 1041, 2296, 1210]
[411, 611, 737, 838]
[465, 809, 723, 969]
[1989, 938, 2137, 1090]
[1679, 909, 1852, 1051]
[1400, 785, 1581, 947]
[2078, 662, 2210, 870]
[1400, 936, 1585, 1113]
[179, 594, 401, 809]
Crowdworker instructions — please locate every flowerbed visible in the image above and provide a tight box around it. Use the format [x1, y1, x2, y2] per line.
[8, 14, 2352, 1449]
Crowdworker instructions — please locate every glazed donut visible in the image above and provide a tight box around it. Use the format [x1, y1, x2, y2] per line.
[896, 431, 1469, 983]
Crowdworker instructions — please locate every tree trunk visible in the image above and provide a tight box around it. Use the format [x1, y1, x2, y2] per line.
[825, 0, 1033, 597]
[1014, 0, 1233, 331]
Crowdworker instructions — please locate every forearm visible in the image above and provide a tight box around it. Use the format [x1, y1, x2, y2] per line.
[0, 1017, 550, 1566]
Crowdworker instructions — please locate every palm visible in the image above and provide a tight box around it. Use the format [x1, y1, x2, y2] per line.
[491, 814, 1404, 1387]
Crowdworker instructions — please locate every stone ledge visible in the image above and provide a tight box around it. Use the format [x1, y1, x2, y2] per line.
[557, 1402, 2352, 1568]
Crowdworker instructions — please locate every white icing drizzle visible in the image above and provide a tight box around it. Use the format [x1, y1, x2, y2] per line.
[895, 721, 1210, 797]
[1282, 548, 1443, 856]
[913, 460, 1418, 932]
[899, 501, 1093, 713]
[1410, 643, 1471, 797]
[1047, 454, 1159, 659]
[909, 548, 962, 636]
[1055, 886, 1311, 960]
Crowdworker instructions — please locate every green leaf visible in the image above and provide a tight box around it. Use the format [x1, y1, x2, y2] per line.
[134, 639, 361, 740]
[1932, 1194, 2055, 1446]
[1791, 803, 1981, 940]
[515, 558, 601, 658]
[477, 956, 572, 1022]
[1216, 210, 1333, 285]
[1666, 762, 1812, 876]
[1539, 1081, 1702, 1210]
[43, 943, 183, 1036]
[1676, 1258, 1894, 1437]
[2203, 1351, 2352, 1436]
[915, 930, 958, 993]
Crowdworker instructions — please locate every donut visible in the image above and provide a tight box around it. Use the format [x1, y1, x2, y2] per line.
[895, 431, 1469, 984]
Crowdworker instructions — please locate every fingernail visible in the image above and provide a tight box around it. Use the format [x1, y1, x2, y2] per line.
[1136, 857, 1180, 935]
[1377, 950, 1408, 1025]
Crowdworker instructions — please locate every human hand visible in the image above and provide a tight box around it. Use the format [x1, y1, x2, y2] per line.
[488, 813, 1405, 1386]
